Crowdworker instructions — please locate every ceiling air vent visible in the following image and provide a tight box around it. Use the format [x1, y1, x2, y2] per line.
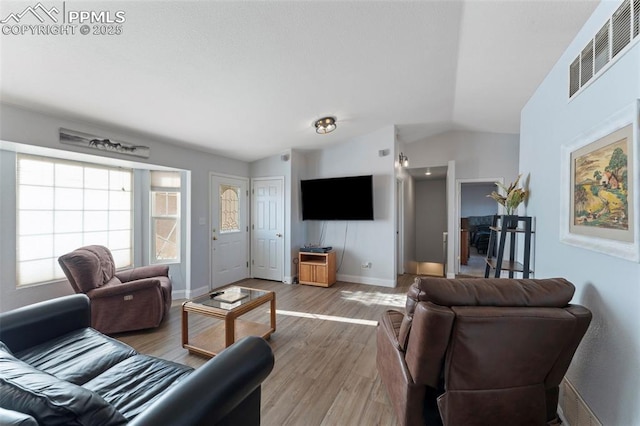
[569, 0, 639, 98]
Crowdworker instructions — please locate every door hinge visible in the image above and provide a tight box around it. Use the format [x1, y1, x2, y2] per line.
[246, 190, 249, 196]
[246, 226, 249, 232]
[252, 259, 255, 265]
[247, 261, 249, 267]
[252, 224, 255, 230]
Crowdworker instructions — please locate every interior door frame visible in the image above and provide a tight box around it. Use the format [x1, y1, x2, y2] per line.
[396, 178, 405, 276]
[455, 177, 503, 274]
[209, 172, 250, 290]
[250, 176, 285, 282]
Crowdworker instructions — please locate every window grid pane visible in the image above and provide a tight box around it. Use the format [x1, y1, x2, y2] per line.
[17, 155, 132, 286]
[150, 173, 181, 264]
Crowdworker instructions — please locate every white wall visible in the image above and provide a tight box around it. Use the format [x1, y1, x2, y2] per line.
[415, 179, 447, 262]
[404, 130, 519, 180]
[520, 2, 640, 424]
[0, 103, 249, 310]
[305, 126, 396, 287]
[461, 183, 498, 217]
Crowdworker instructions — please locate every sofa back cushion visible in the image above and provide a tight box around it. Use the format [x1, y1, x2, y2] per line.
[58, 245, 117, 293]
[398, 277, 575, 351]
[0, 347, 127, 426]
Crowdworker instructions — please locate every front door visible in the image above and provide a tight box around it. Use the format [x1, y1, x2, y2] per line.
[210, 174, 249, 288]
[251, 177, 284, 281]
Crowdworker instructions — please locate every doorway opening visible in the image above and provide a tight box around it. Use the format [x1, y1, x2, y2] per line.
[456, 178, 502, 277]
[405, 165, 449, 277]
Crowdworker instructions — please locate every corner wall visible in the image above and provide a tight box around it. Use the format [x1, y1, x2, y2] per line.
[520, 2, 640, 424]
[0, 103, 249, 310]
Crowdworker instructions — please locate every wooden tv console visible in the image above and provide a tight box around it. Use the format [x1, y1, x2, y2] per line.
[298, 251, 336, 287]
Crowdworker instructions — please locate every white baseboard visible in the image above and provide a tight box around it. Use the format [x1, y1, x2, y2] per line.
[336, 274, 395, 288]
[559, 378, 602, 426]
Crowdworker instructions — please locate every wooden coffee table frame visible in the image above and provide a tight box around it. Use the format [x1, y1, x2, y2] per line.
[181, 286, 276, 358]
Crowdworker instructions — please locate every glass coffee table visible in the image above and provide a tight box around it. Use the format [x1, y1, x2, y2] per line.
[181, 285, 276, 358]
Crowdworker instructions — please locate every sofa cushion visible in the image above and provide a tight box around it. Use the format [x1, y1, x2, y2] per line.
[16, 328, 137, 385]
[0, 347, 127, 426]
[84, 354, 192, 420]
[0, 407, 38, 426]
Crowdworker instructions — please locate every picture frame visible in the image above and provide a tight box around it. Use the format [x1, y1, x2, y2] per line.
[60, 128, 150, 158]
[560, 101, 640, 262]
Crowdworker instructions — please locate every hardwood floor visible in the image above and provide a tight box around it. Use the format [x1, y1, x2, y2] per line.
[116, 276, 416, 426]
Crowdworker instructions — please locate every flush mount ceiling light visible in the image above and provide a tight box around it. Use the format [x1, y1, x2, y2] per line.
[314, 117, 337, 134]
[398, 152, 409, 168]
[425, 168, 431, 176]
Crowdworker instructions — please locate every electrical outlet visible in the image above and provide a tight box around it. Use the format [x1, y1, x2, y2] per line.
[361, 262, 372, 269]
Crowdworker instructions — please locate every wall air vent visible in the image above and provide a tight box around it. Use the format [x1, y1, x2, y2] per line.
[569, 0, 639, 98]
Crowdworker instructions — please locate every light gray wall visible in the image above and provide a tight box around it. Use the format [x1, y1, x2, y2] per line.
[461, 183, 498, 217]
[415, 179, 447, 262]
[404, 130, 519, 181]
[305, 126, 396, 287]
[0, 103, 249, 311]
[520, 2, 640, 424]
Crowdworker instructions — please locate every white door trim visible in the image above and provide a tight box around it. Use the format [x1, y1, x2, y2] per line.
[396, 178, 405, 276]
[250, 176, 285, 282]
[209, 172, 250, 290]
[455, 177, 504, 275]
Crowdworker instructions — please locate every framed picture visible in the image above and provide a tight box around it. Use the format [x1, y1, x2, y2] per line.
[560, 101, 639, 261]
[60, 128, 150, 158]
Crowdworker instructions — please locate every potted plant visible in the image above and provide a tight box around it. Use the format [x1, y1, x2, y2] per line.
[487, 174, 529, 227]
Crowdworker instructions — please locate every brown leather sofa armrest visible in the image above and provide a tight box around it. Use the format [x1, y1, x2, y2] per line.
[116, 265, 169, 282]
[88, 278, 161, 299]
[379, 310, 405, 350]
[405, 301, 455, 388]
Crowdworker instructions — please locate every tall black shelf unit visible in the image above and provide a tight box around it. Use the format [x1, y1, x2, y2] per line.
[484, 215, 533, 278]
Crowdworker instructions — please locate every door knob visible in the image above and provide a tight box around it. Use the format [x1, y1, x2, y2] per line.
[276, 233, 282, 237]
[212, 236, 218, 240]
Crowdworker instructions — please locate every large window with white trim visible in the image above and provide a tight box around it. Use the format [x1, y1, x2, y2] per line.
[150, 171, 181, 263]
[16, 154, 133, 286]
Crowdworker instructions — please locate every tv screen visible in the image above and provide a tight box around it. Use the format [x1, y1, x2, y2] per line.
[301, 175, 374, 221]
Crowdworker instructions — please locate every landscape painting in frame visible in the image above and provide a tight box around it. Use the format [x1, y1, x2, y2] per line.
[570, 123, 634, 243]
[60, 128, 150, 158]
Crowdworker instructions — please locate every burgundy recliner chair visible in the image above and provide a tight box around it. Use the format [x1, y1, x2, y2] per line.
[58, 245, 172, 334]
[377, 277, 591, 426]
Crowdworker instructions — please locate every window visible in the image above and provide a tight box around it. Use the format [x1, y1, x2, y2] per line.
[220, 184, 240, 233]
[151, 171, 181, 263]
[17, 155, 132, 286]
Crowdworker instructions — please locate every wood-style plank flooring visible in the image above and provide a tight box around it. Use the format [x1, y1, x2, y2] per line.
[116, 276, 416, 426]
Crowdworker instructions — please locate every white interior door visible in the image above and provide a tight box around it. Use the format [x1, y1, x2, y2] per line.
[251, 177, 284, 281]
[210, 174, 249, 288]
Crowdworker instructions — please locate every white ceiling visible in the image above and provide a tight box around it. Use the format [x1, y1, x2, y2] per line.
[0, 1, 598, 162]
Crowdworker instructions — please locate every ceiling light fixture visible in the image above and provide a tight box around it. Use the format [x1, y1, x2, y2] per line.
[425, 168, 431, 176]
[399, 152, 409, 168]
[314, 116, 337, 134]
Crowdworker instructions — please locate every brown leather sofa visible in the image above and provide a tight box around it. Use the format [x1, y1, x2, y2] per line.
[58, 245, 172, 334]
[376, 277, 591, 425]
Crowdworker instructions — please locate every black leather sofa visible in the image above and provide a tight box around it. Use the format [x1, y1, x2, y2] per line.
[0, 294, 274, 425]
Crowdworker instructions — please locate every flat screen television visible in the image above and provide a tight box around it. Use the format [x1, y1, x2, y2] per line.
[301, 175, 374, 221]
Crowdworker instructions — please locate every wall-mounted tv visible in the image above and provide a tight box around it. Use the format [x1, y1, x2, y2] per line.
[301, 175, 374, 221]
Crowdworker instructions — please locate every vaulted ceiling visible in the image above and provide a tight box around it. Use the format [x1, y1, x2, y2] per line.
[0, 1, 599, 162]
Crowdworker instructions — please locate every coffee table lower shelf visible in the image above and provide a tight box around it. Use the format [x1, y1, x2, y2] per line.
[183, 319, 273, 358]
